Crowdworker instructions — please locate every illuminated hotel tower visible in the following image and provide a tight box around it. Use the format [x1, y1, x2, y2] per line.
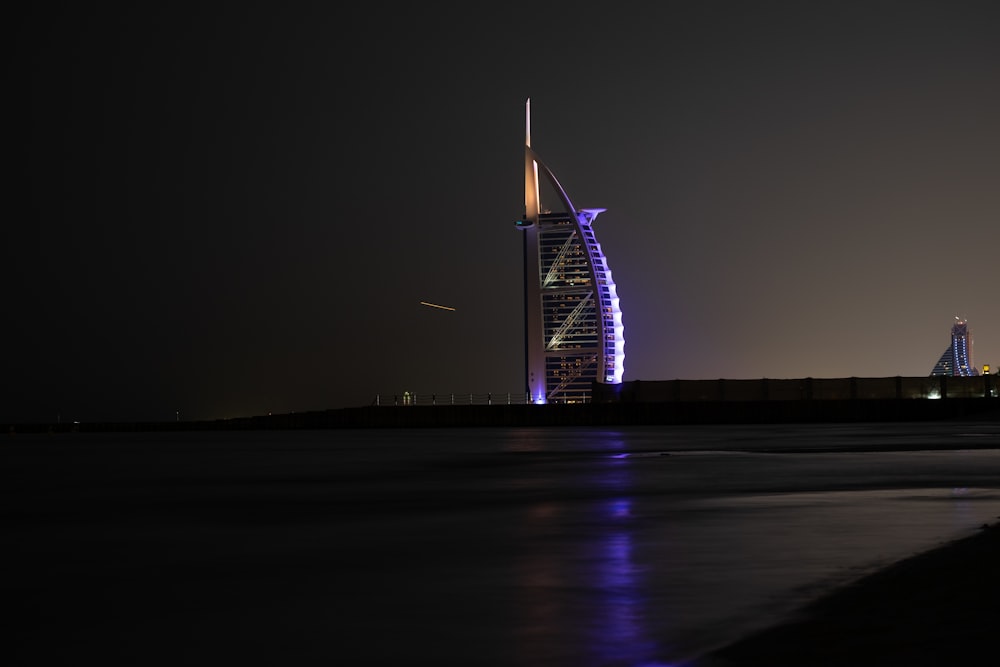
[516, 100, 625, 404]
[930, 318, 979, 376]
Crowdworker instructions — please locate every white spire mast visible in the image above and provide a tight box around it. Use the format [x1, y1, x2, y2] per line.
[524, 98, 540, 218]
[525, 97, 531, 148]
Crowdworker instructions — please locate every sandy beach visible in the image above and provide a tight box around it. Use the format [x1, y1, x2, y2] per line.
[702, 520, 1000, 666]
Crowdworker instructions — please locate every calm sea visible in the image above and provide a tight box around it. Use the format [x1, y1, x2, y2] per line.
[4, 421, 1000, 666]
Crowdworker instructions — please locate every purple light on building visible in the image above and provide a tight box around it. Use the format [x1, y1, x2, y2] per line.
[517, 99, 626, 404]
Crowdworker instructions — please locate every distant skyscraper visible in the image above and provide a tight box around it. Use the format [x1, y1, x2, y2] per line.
[516, 100, 625, 404]
[930, 318, 978, 376]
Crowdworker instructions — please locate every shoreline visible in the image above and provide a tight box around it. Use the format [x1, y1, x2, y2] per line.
[699, 520, 1000, 666]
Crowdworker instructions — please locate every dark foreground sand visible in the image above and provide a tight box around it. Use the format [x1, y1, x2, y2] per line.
[701, 520, 1000, 666]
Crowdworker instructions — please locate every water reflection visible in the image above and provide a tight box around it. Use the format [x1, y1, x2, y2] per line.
[512, 444, 675, 666]
[589, 496, 666, 666]
[950, 487, 974, 529]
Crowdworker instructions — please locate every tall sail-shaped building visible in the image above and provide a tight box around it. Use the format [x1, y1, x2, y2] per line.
[516, 100, 625, 404]
[930, 318, 978, 376]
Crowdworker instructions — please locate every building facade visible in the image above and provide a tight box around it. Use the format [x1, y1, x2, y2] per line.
[931, 318, 978, 376]
[516, 100, 625, 403]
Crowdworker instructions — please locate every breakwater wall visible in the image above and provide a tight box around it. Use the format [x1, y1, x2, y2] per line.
[596, 375, 998, 402]
[246, 398, 999, 429]
[5, 377, 997, 432]
[9, 397, 999, 433]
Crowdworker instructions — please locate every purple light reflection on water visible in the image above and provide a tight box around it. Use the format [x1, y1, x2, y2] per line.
[589, 498, 665, 667]
[584, 453, 673, 667]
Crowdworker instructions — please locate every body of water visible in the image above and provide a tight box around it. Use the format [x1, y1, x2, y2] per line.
[4, 421, 1000, 666]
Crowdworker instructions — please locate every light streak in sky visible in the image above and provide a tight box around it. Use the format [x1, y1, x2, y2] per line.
[420, 301, 456, 311]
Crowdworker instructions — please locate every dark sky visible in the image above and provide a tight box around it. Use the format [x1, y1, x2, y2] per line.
[8, 2, 999, 423]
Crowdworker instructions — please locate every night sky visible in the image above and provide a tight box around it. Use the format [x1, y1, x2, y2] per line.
[8, 2, 999, 423]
